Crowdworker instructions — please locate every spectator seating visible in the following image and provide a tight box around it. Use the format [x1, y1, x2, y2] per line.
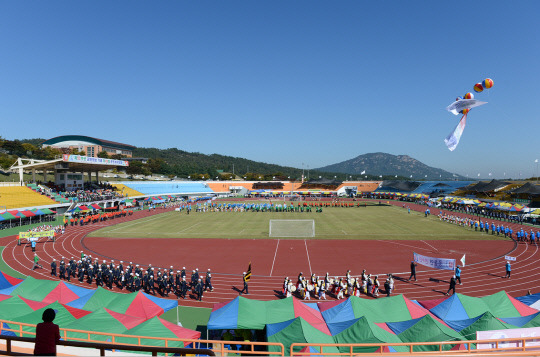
[0, 186, 58, 209]
[117, 181, 214, 195]
[110, 183, 144, 197]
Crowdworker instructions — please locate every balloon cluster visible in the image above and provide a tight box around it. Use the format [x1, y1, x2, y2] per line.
[455, 78, 493, 114]
[473, 78, 494, 93]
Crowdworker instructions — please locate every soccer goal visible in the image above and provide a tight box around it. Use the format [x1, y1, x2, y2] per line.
[269, 219, 315, 238]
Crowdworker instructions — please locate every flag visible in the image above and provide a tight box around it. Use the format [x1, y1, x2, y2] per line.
[444, 114, 467, 151]
[361, 170, 366, 174]
[460, 254, 466, 267]
[245, 262, 252, 282]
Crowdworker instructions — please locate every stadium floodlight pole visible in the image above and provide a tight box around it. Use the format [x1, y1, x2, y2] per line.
[536, 159, 539, 182]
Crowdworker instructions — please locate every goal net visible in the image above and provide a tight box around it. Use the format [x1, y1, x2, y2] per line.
[269, 220, 315, 238]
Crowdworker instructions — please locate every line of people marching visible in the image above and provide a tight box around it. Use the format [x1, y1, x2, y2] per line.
[283, 270, 395, 300]
[437, 212, 540, 243]
[64, 210, 134, 226]
[50, 253, 214, 302]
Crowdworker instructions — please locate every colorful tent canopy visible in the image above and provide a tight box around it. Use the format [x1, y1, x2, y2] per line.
[0, 295, 44, 321]
[389, 315, 464, 352]
[4, 301, 92, 335]
[266, 317, 339, 355]
[8, 276, 61, 302]
[0, 211, 17, 220]
[445, 311, 517, 340]
[499, 312, 540, 327]
[208, 296, 326, 331]
[330, 317, 408, 353]
[116, 317, 201, 349]
[63, 308, 145, 342]
[515, 293, 540, 306]
[321, 295, 439, 324]
[67, 287, 177, 320]
[0, 272, 23, 290]
[480, 291, 538, 318]
[40, 208, 56, 214]
[90, 203, 102, 210]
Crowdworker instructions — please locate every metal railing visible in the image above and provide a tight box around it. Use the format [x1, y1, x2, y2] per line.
[0, 334, 215, 356]
[290, 336, 540, 356]
[0, 319, 285, 356]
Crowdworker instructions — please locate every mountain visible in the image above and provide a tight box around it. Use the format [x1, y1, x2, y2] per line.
[316, 152, 465, 180]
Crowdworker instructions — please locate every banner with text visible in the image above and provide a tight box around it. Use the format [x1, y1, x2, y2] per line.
[62, 154, 129, 167]
[19, 230, 55, 240]
[505, 256, 517, 261]
[414, 252, 456, 271]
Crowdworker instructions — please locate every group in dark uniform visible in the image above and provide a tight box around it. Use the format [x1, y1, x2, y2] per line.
[51, 256, 214, 302]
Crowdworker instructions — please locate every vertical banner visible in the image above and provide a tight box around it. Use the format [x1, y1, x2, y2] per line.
[414, 252, 456, 271]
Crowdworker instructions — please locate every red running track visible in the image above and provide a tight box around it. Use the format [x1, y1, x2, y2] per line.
[2, 202, 539, 308]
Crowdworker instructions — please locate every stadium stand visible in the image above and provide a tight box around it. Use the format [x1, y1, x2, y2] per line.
[117, 181, 214, 195]
[0, 186, 59, 209]
[111, 183, 144, 197]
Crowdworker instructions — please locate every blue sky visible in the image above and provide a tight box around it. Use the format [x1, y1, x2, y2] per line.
[1, 1, 539, 179]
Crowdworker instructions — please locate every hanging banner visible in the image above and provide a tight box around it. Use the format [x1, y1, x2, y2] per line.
[62, 154, 129, 167]
[444, 114, 467, 151]
[19, 230, 55, 240]
[414, 252, 456, 271]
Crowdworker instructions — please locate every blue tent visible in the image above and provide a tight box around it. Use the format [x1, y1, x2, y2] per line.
[320, 299, 356, 324]
[498, 312, 540, 327]
[515, 293, 540, 306]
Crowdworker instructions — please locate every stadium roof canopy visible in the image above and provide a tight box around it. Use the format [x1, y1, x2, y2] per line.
[510, 182, 540, 195]
[378, 180, 421, 192]
[466, 180, 510, 193]
[42, 135, 136, 151]
[10, 155, 129, 176]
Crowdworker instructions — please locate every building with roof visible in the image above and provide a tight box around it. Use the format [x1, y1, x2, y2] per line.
[42, 135, 136, 158]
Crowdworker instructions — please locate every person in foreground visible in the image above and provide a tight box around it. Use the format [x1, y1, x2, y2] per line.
[34, 308, 60, 356]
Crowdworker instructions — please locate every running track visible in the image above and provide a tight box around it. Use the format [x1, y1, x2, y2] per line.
[2, 200, 539, 308]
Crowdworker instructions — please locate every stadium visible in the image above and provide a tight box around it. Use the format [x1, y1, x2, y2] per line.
[1, 135, 540, 355]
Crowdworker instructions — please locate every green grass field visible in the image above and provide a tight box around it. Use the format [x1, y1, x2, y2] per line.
[88, 204, 497, 240]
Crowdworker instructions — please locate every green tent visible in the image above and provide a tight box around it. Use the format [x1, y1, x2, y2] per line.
[331, 317, 408, 353]
[40, 208, 55, 215]
[481, 291, 538, 318]
[9, 276, 58, 301]
[75, 286, 128, 312]
[73, 288, 171, 320]
[63, 308, 144, 342]
[347, 295, 431, 322]
[1, 211, 18, 220]
[116, 317, 201, 349]
[457, 312, 517, 341]
[396, 315, 464, 352]
[266, 317, 339, 355]
[6, 301, 91, 335]
[0, 296, 37, 321]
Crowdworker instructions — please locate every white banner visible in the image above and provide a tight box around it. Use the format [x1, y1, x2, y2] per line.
[446, 99, 487, 115]
[414, 252, 456, 271]
[477, 327, 540, 350]
[505, 256, 516, 261]
[62, 154, 129, 167]
[444, 114, 467, 152]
